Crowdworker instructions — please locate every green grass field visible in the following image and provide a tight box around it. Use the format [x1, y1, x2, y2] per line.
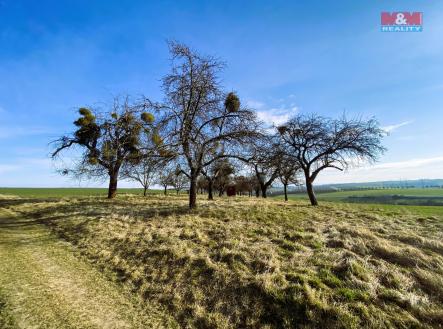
[3, 187, 442, 206]
[0, 187, 163, 198]
[275, 188, 443, 207]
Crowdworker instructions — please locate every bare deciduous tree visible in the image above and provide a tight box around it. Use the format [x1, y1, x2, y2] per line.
[238, 136, 282, 198]
[158, 168, 175, 195]
[202, 159, 234, 200]
[171, 172, 188, 194]
[234, 175, 255, 197]
[278, 159, 301, 202]
[278, 114, 385, 205]
[122, 155, 164, 196]
[197, 175, 209, 194]
[152, 42, 260, 208]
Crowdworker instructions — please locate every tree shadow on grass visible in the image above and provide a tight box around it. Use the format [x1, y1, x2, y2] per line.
[0, 198, 58, 208]
[0, 218, 41, 228]
[29, 200, 192, 227]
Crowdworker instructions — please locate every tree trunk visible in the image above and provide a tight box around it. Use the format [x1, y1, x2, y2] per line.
[143, 186, 148, 197]
[189, 175, 197, 209]
[255, 188, 260, 198]
[208, 180, 214, 200]
[284, 183, 288, 202]
[164, 185, 167, 195]
[107, 173, 118, 199]
[260, 183, 267, 198]
[306, 179, 318, 206]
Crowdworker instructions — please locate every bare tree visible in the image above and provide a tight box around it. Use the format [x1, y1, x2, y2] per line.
[171, 172, 188, 194]
[234, 175, 255, 196]
[202, 159, 234, 200]
[238, 135, 282, 198]
[52, 97, 155, 198]
[122, 155, 164, 196]
[251, 175, 261, 197]
[252, 165, 279, 198]
[278, 114, 385, 205]
[197, 175, 208, 194]
[214, 161, 234, 197]
[278, 159, 301, 202]
[158, 168, 175, 195]
[151, 42, 260, 208]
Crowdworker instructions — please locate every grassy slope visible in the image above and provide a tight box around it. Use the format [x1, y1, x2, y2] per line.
[0, 198, 177, 329]
[2, 194, 442, 328]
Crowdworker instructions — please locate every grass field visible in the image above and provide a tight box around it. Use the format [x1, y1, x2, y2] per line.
[1, 192, 443, 328]
[3, 187, 442, 207]
[0, 187, 163, 198]
[276, 188, 443, 206]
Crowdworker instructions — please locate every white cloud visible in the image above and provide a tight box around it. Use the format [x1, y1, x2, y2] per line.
[256, 106, 299, 127]
[246, 100, 265, 109]
[369, 156, 443, 170]
[257, 110, 291, 127]
[316, 155, 443, 184]
[247, 96, 300, 127]
[0, 125, 54, 139]
[382, 120, 413, 133]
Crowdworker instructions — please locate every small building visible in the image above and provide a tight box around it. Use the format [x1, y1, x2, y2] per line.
[226, 185, 236, 197]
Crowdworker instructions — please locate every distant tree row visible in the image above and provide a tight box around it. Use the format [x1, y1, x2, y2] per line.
[52, 42, 385, 208]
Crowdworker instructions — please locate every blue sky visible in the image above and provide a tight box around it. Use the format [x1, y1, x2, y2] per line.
[0, 0, 442, 187]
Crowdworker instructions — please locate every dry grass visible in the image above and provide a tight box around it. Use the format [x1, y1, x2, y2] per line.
[3, 194, 443, 328]
[0, 205, 177, 328]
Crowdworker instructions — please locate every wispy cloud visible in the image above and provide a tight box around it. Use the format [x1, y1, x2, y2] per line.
[0, 125, 54, 139]
[249, 97, 299, 127]
[382, 120, 413, 133]
[257, 106, 299, 126]
[369, 156, 443, 170]
[317, 155, 443, 184]
[246, 100, 265, 109]
[347, 155, 443, 171]
[246, 94, 299, 127]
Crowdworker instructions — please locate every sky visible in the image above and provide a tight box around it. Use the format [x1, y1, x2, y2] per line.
[0, 0, 442, 187]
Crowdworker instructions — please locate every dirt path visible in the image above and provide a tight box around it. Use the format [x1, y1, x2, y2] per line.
[0, 205, 177, 329]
